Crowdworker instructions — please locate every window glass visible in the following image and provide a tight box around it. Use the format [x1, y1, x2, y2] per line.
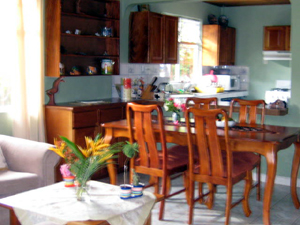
[169, 17, 202, 83]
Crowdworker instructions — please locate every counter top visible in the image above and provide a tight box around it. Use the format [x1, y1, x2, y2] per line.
[170, 91, 249, 100]
[45, 96, 287, 116]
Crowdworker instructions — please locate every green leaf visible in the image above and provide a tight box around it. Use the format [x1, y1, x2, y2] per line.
[94, 133, 102, 142]
[60, 136, 85, 161]
[123, 141, 139, 158]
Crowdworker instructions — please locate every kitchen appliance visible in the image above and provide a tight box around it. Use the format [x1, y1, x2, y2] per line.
[265, 88, 291, 104]
[265, 80, 291, 105]
[216, 75, 241, 91]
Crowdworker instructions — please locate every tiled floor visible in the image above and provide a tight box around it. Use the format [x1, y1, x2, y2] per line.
[101, 174, 300, 225]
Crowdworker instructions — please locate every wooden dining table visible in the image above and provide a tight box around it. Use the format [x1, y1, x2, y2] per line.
[101, 119, 300, 225]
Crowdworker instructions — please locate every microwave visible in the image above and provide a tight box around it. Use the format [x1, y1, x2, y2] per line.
[216, 75, 240, 91]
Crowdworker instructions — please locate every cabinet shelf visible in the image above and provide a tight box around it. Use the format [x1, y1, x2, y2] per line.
[61, 33, 120, 40]
[62, 54, 119, 58]
[62, 12, 119, 21]
[46, 0, 120, 77]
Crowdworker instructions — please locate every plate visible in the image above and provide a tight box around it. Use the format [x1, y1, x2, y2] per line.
[216, 120, 236, 128]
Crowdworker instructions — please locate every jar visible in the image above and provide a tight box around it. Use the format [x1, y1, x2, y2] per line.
[101, 59, 115, 75]
[122, 78, 131, 101]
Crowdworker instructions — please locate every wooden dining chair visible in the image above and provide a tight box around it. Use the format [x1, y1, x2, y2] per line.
[185, 108, 254, 225]
[185, 97, 218, 109]
[184, 97, 218, 202]
[126, 102, 189, 220]
[229, 98, 266, 201]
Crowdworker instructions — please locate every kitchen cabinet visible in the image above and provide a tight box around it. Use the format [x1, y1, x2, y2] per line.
[263, 26, 291, 51]
[45, 0, 120, 77]
[45, 102, 126, 180]
[202, 25, 236, 66]
[129, 11, 178, 64]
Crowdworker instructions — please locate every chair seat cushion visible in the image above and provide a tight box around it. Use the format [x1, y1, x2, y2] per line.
[0, 170, 40, 197]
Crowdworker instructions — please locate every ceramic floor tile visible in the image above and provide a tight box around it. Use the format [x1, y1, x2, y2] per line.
[100, 173, 300, 225]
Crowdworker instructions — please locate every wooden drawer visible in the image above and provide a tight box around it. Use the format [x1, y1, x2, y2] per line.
[73, 111, 98, 128]
[100, 106, 125, 123]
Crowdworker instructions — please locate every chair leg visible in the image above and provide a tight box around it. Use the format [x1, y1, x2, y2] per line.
[166, 176, 171, 196]
[205, 183, 215, 209]
[183, 172, 191, 205]
[198, 182, 204, 204]
[256, 160, 261, 201]
[225, 184, 233, 225]
[159, 176, 167, 220]
[243, 171, 252, 217]
[188, 179, 195, 224]
[152, 177, 159, 194]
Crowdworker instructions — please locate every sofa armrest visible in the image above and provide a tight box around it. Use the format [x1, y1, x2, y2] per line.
[0, 135, 60, 186]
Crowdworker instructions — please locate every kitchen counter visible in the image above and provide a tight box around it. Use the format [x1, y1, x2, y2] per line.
[170, 90, 249, 103]
[45, 95, 287, 116]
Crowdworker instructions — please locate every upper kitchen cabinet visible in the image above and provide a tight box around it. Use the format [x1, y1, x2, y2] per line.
[129, 11, 178, 64]
[263, 26, 291, 51]
[202, 25, 236, 66]
[45, 0, 120, 77]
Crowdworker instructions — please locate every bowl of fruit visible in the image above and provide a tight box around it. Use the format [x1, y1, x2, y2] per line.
[216, 115, 236, 127]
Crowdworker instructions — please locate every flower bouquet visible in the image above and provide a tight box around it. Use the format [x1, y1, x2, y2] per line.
[164, 98, 186, 124]
[49, 133, 124, 200]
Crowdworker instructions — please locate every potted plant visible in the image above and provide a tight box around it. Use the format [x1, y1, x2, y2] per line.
[120, 141, 141, 199]
[49, 133, 123, 201]
[131, 168, 144, 197]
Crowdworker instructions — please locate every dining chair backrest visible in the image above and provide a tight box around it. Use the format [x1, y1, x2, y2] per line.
[229, 99, 266, 125]
[185, 107, 231, 179]
[186, 97, 218, 109]
[126, 102, 167, 171]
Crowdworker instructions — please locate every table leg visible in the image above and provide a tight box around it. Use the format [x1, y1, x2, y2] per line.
[10, 208, 21, 225]
[263, 147, 277, 225]
[103, 128, 117, 185]
[291, 142, 300, 209]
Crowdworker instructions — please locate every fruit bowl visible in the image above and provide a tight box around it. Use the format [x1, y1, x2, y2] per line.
[216, 120, 236, 128]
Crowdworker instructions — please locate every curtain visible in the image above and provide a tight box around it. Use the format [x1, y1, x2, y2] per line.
[0, 0, 45, 141]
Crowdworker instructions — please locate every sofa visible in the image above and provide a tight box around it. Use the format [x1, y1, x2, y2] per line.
[0, 135, 60, 225]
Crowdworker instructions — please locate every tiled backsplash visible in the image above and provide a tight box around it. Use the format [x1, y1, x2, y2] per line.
[111, 63, 171, 98]
[112, 64, 250, 98]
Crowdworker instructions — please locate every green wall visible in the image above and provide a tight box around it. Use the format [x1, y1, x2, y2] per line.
[44, 76, 112, 104]
[225, 5, 291, 102]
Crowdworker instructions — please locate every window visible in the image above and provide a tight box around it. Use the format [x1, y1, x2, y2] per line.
[168, 18, 202, 83]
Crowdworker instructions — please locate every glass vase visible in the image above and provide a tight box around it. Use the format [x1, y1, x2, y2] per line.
[76, 181, 89, 201]
[172, 112, 181, 124]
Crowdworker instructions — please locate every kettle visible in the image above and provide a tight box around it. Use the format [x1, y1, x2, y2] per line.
[157, 82, 168, 92]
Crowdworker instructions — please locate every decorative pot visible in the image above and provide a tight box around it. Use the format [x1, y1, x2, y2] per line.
[101, 59, 115, 75]
[131, 183, 144, 197]
[120, 184, 132, 199]
[63, 175, 75, 187]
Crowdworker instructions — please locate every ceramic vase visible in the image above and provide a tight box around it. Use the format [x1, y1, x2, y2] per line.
[172, 112, 181, 124]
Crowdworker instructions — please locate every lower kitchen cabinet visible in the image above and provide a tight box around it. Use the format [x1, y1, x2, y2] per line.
[45, 103, 127, 181]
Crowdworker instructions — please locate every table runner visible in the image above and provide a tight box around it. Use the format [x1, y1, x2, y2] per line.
[0, 181, 156, 225]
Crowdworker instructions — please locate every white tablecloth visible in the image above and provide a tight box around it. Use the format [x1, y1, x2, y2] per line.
[0, 181, 156, 225]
